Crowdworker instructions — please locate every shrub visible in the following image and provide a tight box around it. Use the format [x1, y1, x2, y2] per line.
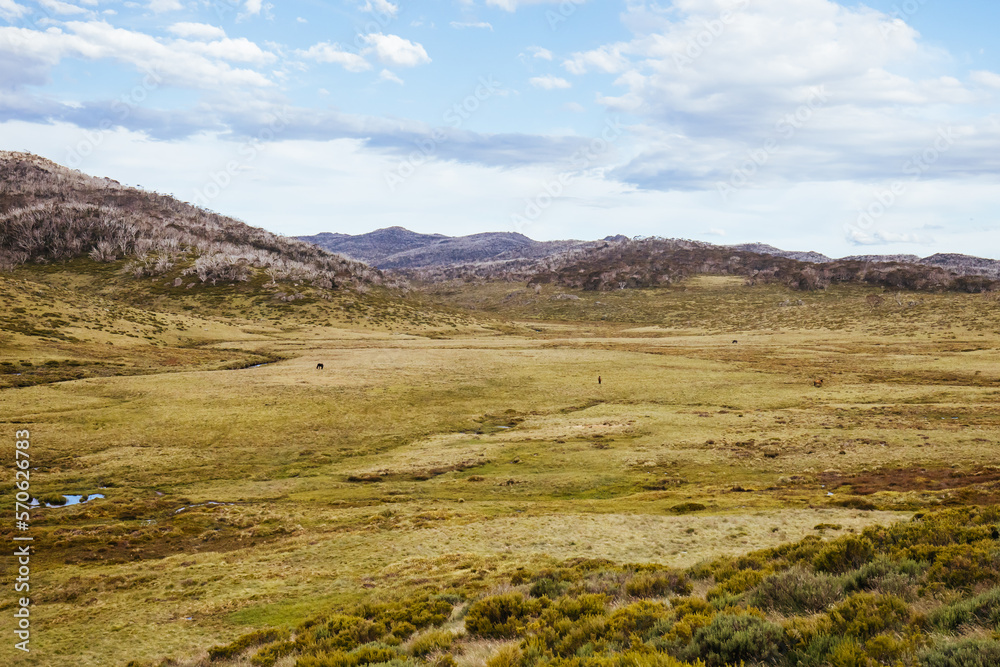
[827, 637, 868, 667]
[465, 593, 543, 638]
[530, 578, 567, 599]
[930, 587, 1000, 631]
[814, 536, 875, 574]
[681, 613, 785, 667]
[554, 594, 607, 621]
[486, 644, 522, 667]
[706, 568, 764, 599]
[318, 615, 385, 651]
[866, 634, 907, 663]
[918, 639, 1000, 667]
[409, 630, 457, 658]
[924, 543, 1000, 589]
[625, 571, 692, 598]
[842, 557, 922, 600]
[208, 628, 289, 661]
[748, 566, 844, 614]
[827, 593, 912, 639]
[606, 601, 670, 640]
[251, 640, 296, 667]
[671, 503, 707, 514]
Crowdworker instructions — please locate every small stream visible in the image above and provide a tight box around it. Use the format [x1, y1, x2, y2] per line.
[30, 493, 105, 508]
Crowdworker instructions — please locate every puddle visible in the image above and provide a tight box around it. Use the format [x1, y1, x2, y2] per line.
[174, 501, 234, 514]
[30, 493, 105, 508]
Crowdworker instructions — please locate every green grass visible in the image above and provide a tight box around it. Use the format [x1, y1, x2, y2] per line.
[2, 266, 1000, 665]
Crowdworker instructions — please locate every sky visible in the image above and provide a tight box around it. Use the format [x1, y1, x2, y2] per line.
[1, 0, 999, 258]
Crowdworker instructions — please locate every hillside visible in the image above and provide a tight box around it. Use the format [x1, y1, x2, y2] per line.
[0, 151, 382, 291]
[742, 244, 1000, 279]
[403, 237, 998, 293]
[299, 227, 610, 269]
[729, 242, 832, 264]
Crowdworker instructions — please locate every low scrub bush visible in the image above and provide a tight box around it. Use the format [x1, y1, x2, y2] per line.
[918, 639, 1000, 667]
[409, 629, 457, 657]
[625, 570, 692, 598]
[465, 593, 544, 638]
[842, 557, 922, 600]
[931, 586, 1000, 631]
[813, 536, 875, 574]
[680, 613, 785, 667]
[827, 593, 912, 639]
[208, 628, 289, 661]
[747, 565, 844, 614]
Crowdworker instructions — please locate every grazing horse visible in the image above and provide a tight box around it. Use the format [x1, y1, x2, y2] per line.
[598, 375, 602, 385]
[316, 363, 324, 370]
[732, 340, 738, 344]
[813, 378, 824, 388]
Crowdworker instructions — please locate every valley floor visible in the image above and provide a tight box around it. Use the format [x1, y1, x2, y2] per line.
[2, 275, 999, 666]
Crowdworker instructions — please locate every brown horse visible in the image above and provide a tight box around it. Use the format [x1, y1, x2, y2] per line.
[317, 363, 324, 370]
[813, 378, 824, 388]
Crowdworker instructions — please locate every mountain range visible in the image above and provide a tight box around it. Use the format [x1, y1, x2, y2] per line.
[301, 229, 1000, 279]
[298, 228, 627, 270]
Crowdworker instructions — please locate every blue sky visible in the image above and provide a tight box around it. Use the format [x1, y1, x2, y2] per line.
[1, 0, 999, 258]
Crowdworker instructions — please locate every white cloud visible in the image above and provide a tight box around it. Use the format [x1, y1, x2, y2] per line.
[971, 70, 1000, 89]
[0, 21, 275, 90]
[486, 0, 584, 11]
[563, 44, 628, 75]
[362, 33, 430, 68]
[530, 75, 571, 90]
[559, 0, 1000, 192]
[0, 0, 27, 21]
[450, 21, 493, 31]
[147, 0, 182, 13]
[846, 228, 933, 246]
[298, 42, 371, 73]
[528, 46, 553, 60]
[244, 0, 262, 15]
[296, 17, 307, 24]
[361, 0, 397, 16]
[167, 23, 226, 40]
[175, 37, 276, 66]
[379, 69, 403, 85]
[38, 0, 88, 15]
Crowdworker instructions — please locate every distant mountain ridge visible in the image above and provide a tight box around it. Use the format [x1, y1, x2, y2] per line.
[300, 228, 1000, 279]
[299, 227, 615, 269]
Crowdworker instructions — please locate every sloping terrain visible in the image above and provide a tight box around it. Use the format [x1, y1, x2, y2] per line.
[299, 227, 610, 270]
[0, 151, 382, 291]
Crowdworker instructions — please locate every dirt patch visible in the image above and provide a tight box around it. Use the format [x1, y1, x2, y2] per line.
[820, 467, 1000, 495]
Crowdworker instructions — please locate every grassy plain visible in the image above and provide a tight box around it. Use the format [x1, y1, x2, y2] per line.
[1, 269, 999, 666]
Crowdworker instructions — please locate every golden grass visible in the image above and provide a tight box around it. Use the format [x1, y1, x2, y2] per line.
[2, 271, 1000, 665]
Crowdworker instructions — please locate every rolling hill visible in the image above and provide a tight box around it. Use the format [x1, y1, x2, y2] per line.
[299, 227, 622, 269]
[0, 151, 381, 291]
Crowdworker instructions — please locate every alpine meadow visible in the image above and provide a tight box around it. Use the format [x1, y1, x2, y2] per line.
[3, 152, 1000, 667]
